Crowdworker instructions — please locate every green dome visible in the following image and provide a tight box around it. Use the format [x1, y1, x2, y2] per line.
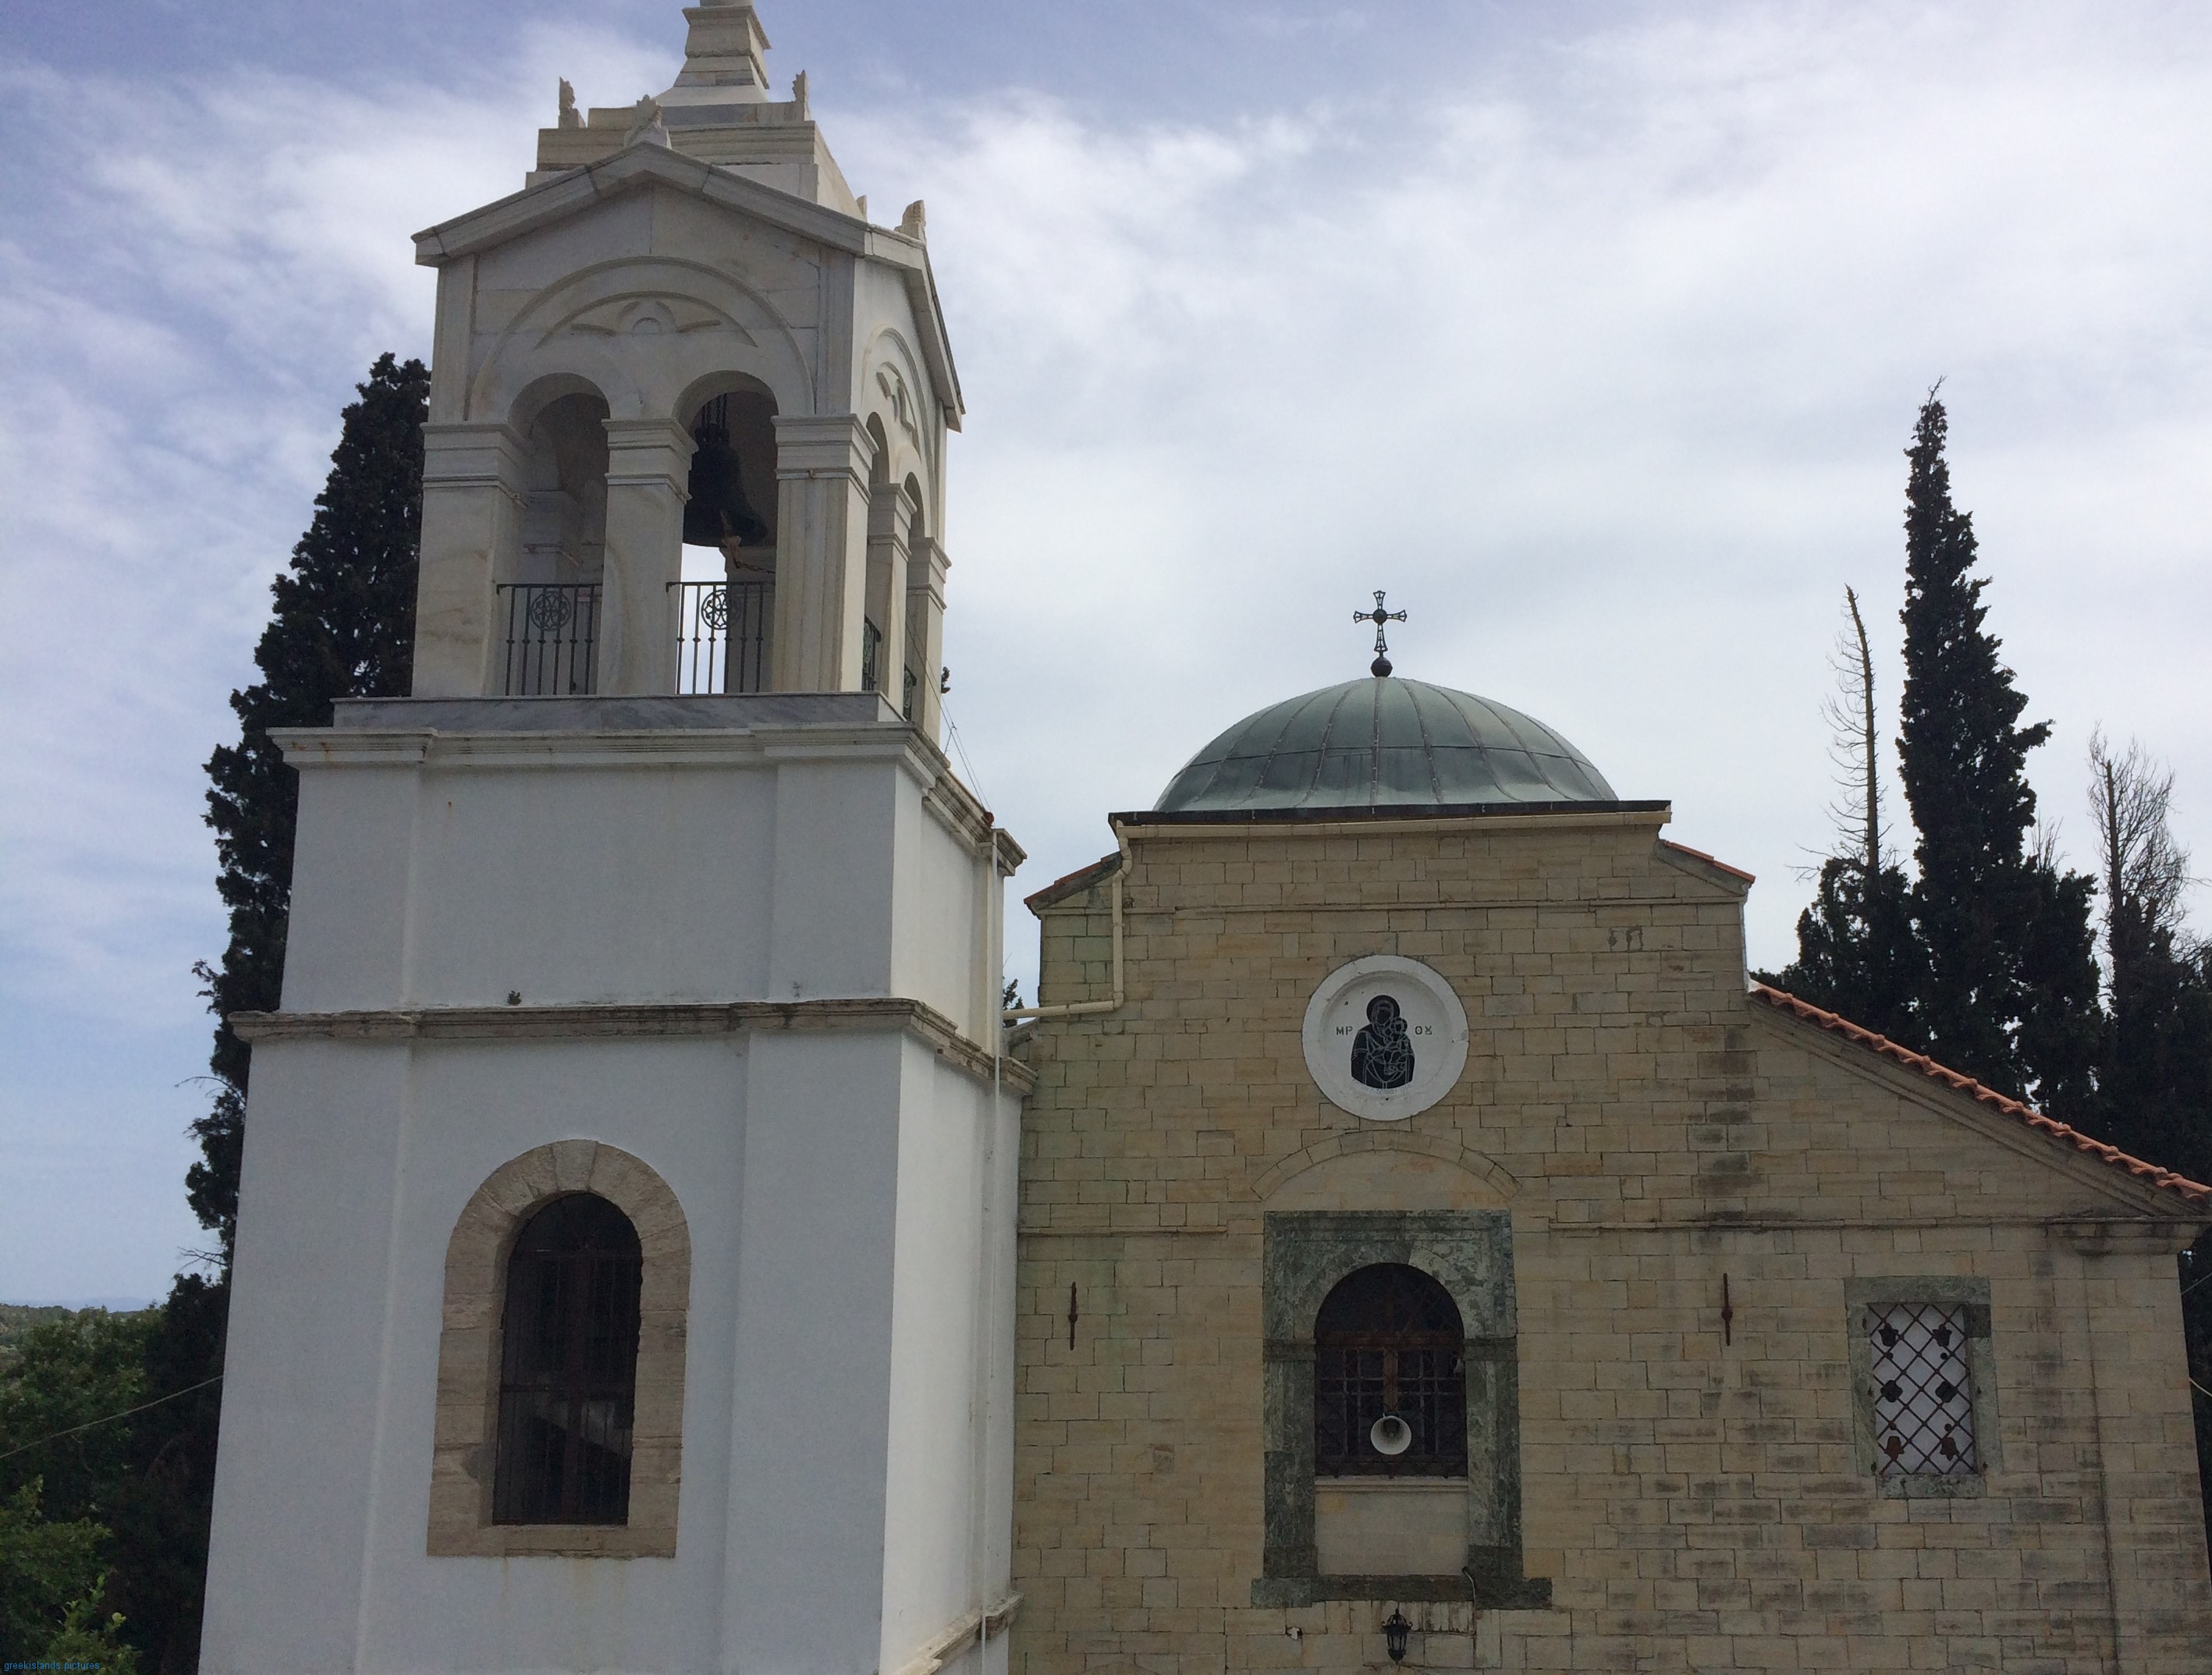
[1153, 677, 1617, 814]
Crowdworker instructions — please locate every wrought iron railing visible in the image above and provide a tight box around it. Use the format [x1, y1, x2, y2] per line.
[499, 583, 600, 696]
[671, 580, 771, 695]
[497, 579, 776, 697]
[860, 619, 882, 694]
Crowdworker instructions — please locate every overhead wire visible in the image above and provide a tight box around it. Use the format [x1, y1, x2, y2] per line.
[939, 695, 989, 810]
[0, 1374, 224, 1464]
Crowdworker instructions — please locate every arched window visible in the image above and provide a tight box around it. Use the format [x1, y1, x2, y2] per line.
[1314, 1264, 1467, 1478]
[493, 1194, 643, 1524]
[675, 386, 779, 694]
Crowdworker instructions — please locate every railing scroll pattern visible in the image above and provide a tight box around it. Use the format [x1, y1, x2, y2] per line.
[672, 580, 771, 695]
[499, 583, 600, 697]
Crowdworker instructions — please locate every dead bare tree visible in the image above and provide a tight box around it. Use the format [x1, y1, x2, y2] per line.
[2089, 732, 2212, 1558]
[1771, 586, 1920, 1047]
[2088, 730, 2196, 991]
[1821, 586, 1887, 872]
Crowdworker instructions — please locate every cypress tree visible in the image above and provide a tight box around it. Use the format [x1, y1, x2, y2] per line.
[1778, 858, 1921, 1042]
[112, 353, 428, 1672]
[1894, 391, 2098, 1106]
[194, 352, 431, 1255]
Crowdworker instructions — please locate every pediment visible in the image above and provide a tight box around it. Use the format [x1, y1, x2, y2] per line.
[415, 143, 869, 267]
[416, 143, 964, 425]
[544, 289, 758, 345]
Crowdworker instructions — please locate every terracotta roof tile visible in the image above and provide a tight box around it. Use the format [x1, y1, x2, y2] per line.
[1024, 853, 1119, 914]
[1656, 838, 1756, 883]
[1749, 983, 2211, 1208]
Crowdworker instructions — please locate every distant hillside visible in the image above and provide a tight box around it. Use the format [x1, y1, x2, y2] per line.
[0, 1300, 155, 1362]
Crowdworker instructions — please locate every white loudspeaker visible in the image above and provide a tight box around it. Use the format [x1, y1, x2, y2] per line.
[1369, 1414, 1412, 1456]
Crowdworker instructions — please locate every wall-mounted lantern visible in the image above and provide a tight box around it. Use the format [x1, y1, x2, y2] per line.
[1383, 1608, 1411, 1664]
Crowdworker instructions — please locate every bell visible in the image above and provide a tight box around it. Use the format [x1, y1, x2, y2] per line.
[683, 425, 769, 548]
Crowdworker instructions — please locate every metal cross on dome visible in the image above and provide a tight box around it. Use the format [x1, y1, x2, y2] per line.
[1355, 591, 1407, 677]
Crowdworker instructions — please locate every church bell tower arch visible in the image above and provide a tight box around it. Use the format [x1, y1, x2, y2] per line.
[408, 7, 962, 727]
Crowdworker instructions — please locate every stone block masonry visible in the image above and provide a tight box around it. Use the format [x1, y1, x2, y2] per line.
[1010, 811, 2212, 1673]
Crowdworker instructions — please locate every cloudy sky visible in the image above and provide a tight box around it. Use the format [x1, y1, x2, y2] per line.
[4, 0, 2209, 1304]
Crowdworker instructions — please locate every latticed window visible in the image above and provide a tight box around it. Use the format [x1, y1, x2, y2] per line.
[494, 1194, 643, 1524]
[1865, 1301, 1978, 1478]
[1315, 1264, 1467, 1478]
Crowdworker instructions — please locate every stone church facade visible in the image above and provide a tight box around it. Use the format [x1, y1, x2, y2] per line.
[193, 5, 2212, 1673]
[1010, 682, 2212, 1673]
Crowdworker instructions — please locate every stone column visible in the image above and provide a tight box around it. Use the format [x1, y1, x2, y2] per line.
[864, 480, 912, 712]
[412, 422, 527, 697]
[905, 534, 950, 740]
[770, 413, 872, 692]
[599, 417, 694, 696]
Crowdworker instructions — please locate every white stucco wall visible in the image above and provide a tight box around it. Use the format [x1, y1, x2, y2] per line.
[893, 780, 992, 1036]
[204, 1047, 751, 1672]
[200, 1040, 410, 1673]
[202, 697, 1020, 1675]
[277, 698, 996, 1015]
[879, 1045, 998, 1667]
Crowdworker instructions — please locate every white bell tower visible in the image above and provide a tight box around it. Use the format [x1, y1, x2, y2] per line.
[408, 0, 958, 729]
[198, 9, 1025, 1673]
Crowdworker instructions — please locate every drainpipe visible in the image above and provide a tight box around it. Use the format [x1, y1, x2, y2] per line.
[1003, 822, 1130, 1023]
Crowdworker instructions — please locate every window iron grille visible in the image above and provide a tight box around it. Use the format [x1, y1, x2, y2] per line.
[671, 579, 771, 694]
[499, 583, 599, 695]
[1866, 1302, 1977, 1478]
[493, 1194, 643, 1524]
[1315, 1263, 1467, 1478]
[861, 619, 882, 694]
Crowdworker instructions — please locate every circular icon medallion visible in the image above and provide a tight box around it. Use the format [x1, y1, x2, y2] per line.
[1301, 955, 1469, 1121]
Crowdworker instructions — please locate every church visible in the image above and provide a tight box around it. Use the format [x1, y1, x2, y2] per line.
[197, 6, 2212, 1673]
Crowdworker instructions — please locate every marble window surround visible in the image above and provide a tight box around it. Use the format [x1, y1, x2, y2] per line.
[427, 1140, 691, 1557]
[1843, 1275, 2001, 1499]
[1252, 1211, 1550, 1608]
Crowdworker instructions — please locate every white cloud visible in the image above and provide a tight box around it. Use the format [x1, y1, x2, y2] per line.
[822, 0, 2212, 984]
[0, 25, 668, 1028]
[0, 23, 671, 1297]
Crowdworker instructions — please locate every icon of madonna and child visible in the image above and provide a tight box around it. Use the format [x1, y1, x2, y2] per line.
[1349, 994, 1416, 1091]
